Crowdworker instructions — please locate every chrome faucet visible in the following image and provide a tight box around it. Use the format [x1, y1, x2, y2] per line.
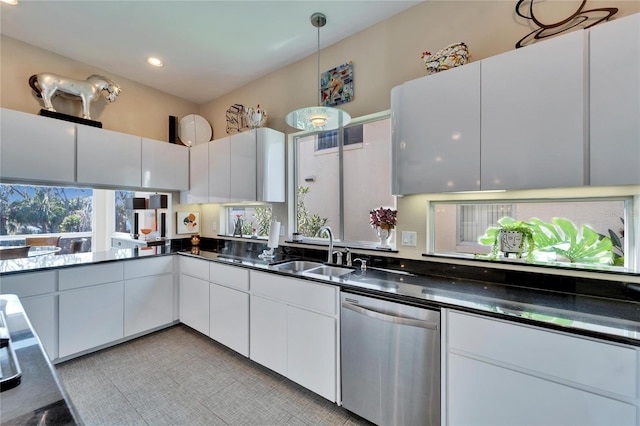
[318, 226, 334, 263]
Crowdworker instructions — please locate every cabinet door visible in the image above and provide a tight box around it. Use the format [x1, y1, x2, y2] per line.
[249, 295, 287, 376]
[141, 138, 189, 190]
[287, 305, 336, 402]
[178, 274, 209, 335]
[210, 283, 249, 356]
[447, 353, 636, 426]
[256, 128, 285, 202]
[229, 131, 256, 202]
[180, 256, 209, 281]
[589, 13, 640, 186]
[124, 274, 173, 337]
[188, 142, 209, 203]
[0, 108, 76, 184]
[59, 282, 124, 358]
[76, 124, 142, 187]
[392, 62, 481, 194]
[20, 295, 56, 360]
[209, 136, 231, 202]
[481, 31, 585, 190]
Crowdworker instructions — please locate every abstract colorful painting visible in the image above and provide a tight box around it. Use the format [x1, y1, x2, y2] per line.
[177, 211, 200, 234]
[321, 61, 353, 107]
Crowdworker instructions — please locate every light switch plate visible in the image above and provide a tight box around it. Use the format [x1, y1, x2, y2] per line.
[212, 221, 217, 232]
[401, 231, 417, 247]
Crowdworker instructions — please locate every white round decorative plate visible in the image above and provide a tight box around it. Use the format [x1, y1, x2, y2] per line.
[178, 114, 212, 147]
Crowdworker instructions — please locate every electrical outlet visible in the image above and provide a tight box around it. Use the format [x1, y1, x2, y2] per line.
[401, 231, 417, 247]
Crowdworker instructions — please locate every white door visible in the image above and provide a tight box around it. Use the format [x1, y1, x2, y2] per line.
[481, 31, 585, 190]
[210, 283, 249, 356]
[59, 282, 124, 358]
[179, 274, 209, 335]
[124, 274, 174, 336]
[249, 295, 287, 376]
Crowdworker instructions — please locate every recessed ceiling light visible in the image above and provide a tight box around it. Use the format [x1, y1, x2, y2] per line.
[1, 0, 19, 5]
[147, 57, 163, 67]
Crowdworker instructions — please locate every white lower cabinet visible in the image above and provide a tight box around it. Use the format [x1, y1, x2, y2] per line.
[445, 310, 639, 426]
[0, 270, 57, 360]
[249, 271, 338, 402]
[179, 274, 210, 335]
[20, 295, 56, 360]
[287, 305, 336, 401]
[125, 274, 174, 337]
[59, 282, 125, 358]
[249, 294, 288, 376]
[210, 283, 249, 356]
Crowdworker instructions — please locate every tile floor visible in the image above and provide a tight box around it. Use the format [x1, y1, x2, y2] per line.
[56, 325, 373, 426]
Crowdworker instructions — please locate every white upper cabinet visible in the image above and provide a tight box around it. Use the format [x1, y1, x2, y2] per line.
[76, 124, 142, 188]
[208, 136, 231, 203]
[230, 130, 258, 202]
[203, 128, 284, 203]
[141, 138, 189, 191]
[481, 30, 586, 190]
[255, 128, 285, 202]
[1, 108, 76, 184]
[589, 13, 640, 186]
[392, 61, 481, 194]
[188, 142, 210, 204]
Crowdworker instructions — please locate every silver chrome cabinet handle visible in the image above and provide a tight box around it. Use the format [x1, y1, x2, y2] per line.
[342, 301, 439, 330]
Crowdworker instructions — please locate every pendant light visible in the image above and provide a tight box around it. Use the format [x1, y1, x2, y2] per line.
[286, 12, 351, 131]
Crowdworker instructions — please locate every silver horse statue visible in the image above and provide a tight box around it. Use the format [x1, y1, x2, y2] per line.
[28, 73, 121, 120]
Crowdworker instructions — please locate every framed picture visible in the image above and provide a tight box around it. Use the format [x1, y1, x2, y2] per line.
[321, 61, 354, 107]
[177, 211, 200, 234]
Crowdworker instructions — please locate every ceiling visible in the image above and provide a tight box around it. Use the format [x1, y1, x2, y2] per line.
[1, 1, 423, 104]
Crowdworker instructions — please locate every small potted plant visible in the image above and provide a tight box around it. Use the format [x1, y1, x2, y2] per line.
[370, 207, 398, 249]
[479, 216, 535, 262]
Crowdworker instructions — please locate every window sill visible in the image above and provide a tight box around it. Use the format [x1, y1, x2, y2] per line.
[284, 239, 398, 253]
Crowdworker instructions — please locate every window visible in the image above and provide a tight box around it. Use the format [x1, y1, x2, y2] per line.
[432, 198, 631, 269]
[225, 205, 273, 237]
[294, 114, 395, 247]
[0, 184, 93, 253]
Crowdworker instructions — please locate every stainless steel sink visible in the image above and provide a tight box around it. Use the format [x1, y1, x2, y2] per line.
[304, 265, 354, 279]
[270, 260, 324, 273]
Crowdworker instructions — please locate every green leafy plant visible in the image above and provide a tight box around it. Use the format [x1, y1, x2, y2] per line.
[478, 216, 535, 262]
[253, 206, 272, 237]
[297, 186, 328, 237]
[528, 217, 613, 264]
[599, 217, 624, 266]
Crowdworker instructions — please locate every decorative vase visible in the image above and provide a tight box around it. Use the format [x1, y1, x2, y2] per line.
[376, 225, 393, 249]
[499, 230, 523, 257]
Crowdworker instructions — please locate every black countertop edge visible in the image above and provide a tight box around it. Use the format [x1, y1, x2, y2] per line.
[339, 286, 640, 347]
[177, 249, 640, 347]
[0, 246, 176, 275]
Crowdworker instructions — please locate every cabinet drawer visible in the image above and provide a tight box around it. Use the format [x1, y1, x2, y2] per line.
[59, 262, 124, 291]
[0, 271, 56, 296]
[448, 311, 638, 398]
[179, 256, 209, 281]
[124, 256, 173, 279]
[210, 263, 249, 291]
[250, 271, 337, 316]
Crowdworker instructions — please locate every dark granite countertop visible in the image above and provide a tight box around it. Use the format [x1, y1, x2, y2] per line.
[178, 248, 640, 346]
[0, 295, 79, 425]
[0, 246, 175, 275]
[1, 242, 638, 346]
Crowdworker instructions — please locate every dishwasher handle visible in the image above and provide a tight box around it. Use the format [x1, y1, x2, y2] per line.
[342, 301, 439, 330]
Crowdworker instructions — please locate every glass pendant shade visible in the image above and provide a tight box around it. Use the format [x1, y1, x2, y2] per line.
[286, 12, 351, 132]
[286, 106, 351, 131]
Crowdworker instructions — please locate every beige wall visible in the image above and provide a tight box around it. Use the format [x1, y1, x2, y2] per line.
[1, 36, 199, 141]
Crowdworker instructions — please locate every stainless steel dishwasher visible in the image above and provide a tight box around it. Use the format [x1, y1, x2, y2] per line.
[340, 292, 440, 426]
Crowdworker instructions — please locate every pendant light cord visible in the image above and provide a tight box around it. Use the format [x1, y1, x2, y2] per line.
[317, 22, 321, 107]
